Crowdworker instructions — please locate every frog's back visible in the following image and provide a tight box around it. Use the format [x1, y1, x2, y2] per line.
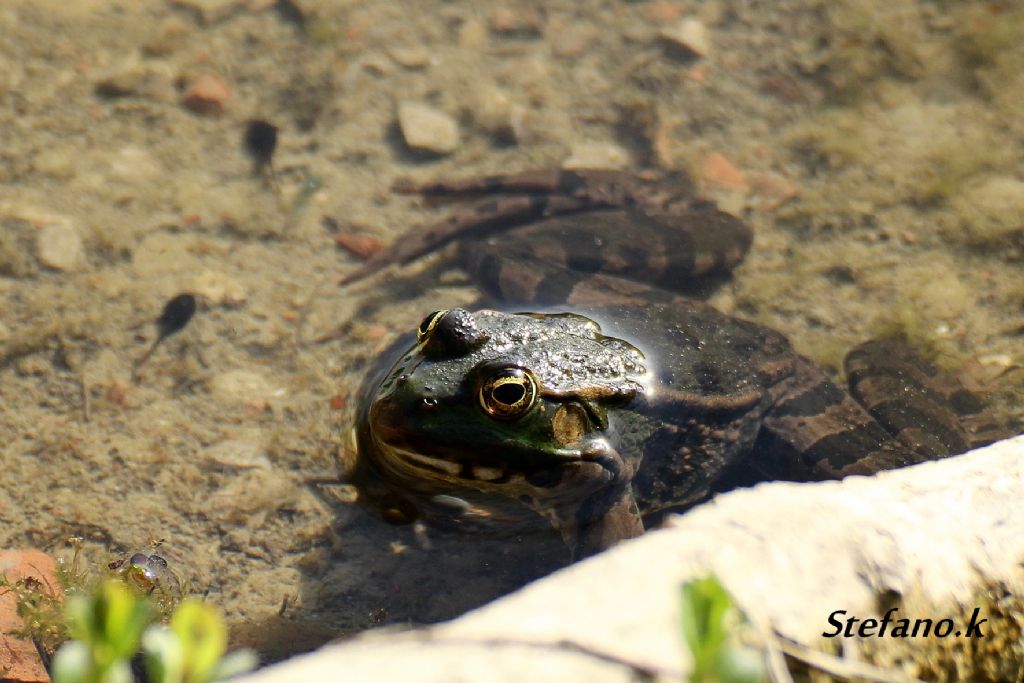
[579, 300, 797, 513]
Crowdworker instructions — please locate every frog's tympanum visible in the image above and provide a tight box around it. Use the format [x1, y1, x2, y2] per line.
[342, 170, 1006, 558]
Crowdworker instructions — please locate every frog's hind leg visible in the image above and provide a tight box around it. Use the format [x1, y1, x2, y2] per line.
[756, 341, 1007, 481]
[844, 340, 1010, 454]
[756, 356, 930, 480]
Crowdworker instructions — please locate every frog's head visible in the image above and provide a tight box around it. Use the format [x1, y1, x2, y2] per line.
[356, 308, 649, 528]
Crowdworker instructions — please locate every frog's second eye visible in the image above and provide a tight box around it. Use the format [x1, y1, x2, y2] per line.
[417, 310, 448, 342]
[479, 368, 537, 420]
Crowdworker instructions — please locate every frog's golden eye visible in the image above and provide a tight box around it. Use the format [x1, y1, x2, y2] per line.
[417, 310, 448, 343]
[479, 368, 537, 420]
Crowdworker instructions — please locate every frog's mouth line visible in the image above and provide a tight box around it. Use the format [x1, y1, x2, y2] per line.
[376, 440, 616, 497]
[382, 443, 528, 484]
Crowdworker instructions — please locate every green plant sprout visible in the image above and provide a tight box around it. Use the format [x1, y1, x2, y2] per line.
[680, 576, 766, 683]
[50, 580, 256, 683]
[3, 539, 254, 682]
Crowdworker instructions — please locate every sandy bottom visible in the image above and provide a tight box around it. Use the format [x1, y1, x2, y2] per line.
[1, 0, 1021, 662]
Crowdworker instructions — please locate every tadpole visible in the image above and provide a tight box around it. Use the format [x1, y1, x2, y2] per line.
[132, 293, 197, 380]
[243, 119, 279, 175]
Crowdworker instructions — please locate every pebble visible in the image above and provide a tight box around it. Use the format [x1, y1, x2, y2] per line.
[108, 146, 164, 185]
[334, 233, 385, 260]
[552, 22, 599, 59]
[209, 369, 284, 406]
[659, 18, 711, 58]
[36, 215, 86, 271]
[182, 73, 231, 115]
[700, 151, 747, 191]
[388, 44, 432, 69]
[748, 172, 800, 210]
[458, 18, 488, 49]
[143, 17, 190, 55]
[488, 6, 543, 36]
[562, 142, 632, 171]
[209, 469, 303, 524]
[93, 55, 176, 101]
[472, 84, 515, 139]
[397, 101, 460, 155]
[191, 269, 247, 306]
[645, 1, 685, 21]
[953, 175, 1024, 243]
[204, 438, 271, 470]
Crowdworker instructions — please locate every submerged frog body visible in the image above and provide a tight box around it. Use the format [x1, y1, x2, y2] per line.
[344, 170, 1005, 557]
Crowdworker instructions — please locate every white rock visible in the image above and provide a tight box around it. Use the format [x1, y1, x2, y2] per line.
[203, 439, 271, 470]
[562, 142, 631, 171]
[660, 18, 711, 57]
[209, 369, 284, 405]
[472, 85, 513, 136]
[36, 217, 86, 271]
[397, 101, 460, 155]
[93, 54, 176, 101]
[389, 45, 432, 68]
[953, 175, 1024, 243]
[191, 269, 247, 306]
[108, 146, 164, 185]
[234, 435, 1024, 683]
[209, 469, 303, 524]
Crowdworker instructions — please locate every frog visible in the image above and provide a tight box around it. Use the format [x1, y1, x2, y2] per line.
[340, 169, 1006, 558]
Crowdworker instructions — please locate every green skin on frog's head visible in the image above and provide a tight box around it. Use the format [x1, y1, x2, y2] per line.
[361, 308, 650, 529]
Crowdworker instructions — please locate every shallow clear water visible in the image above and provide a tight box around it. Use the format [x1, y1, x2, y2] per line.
[0, 0, 1021, 662]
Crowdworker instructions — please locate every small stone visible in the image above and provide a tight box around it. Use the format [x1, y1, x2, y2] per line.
[953, 175, 1024, 245]
[552, 22, 598, 59]
[334, 233, 385, 260]
[209, 469, 304, 524]
[748, 172, 799, 210]
[143, 17, 190, 55]
[659, 18, 711, 58]
[472, 84, 515, 139]
[36, 217, 86, 272]
[458, 18, 488, 49]
[94, 54, 176, 101]
[192, 269, 247, 306]
[397, 101, 460, 155]
[107, 146, 164, 185]
[182, 73, 231, 115]
[32, 148, 76, 180]
[361, 324, 389, 341]
[488, 6, 542, 36]
[562, 142, 632, 171]
[700, 152, 747, 191]
[210, 369, 284, 406]
[204, 438, 271, 470]
[388, 45, 431, 68]
[645, 1, 684, 21]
